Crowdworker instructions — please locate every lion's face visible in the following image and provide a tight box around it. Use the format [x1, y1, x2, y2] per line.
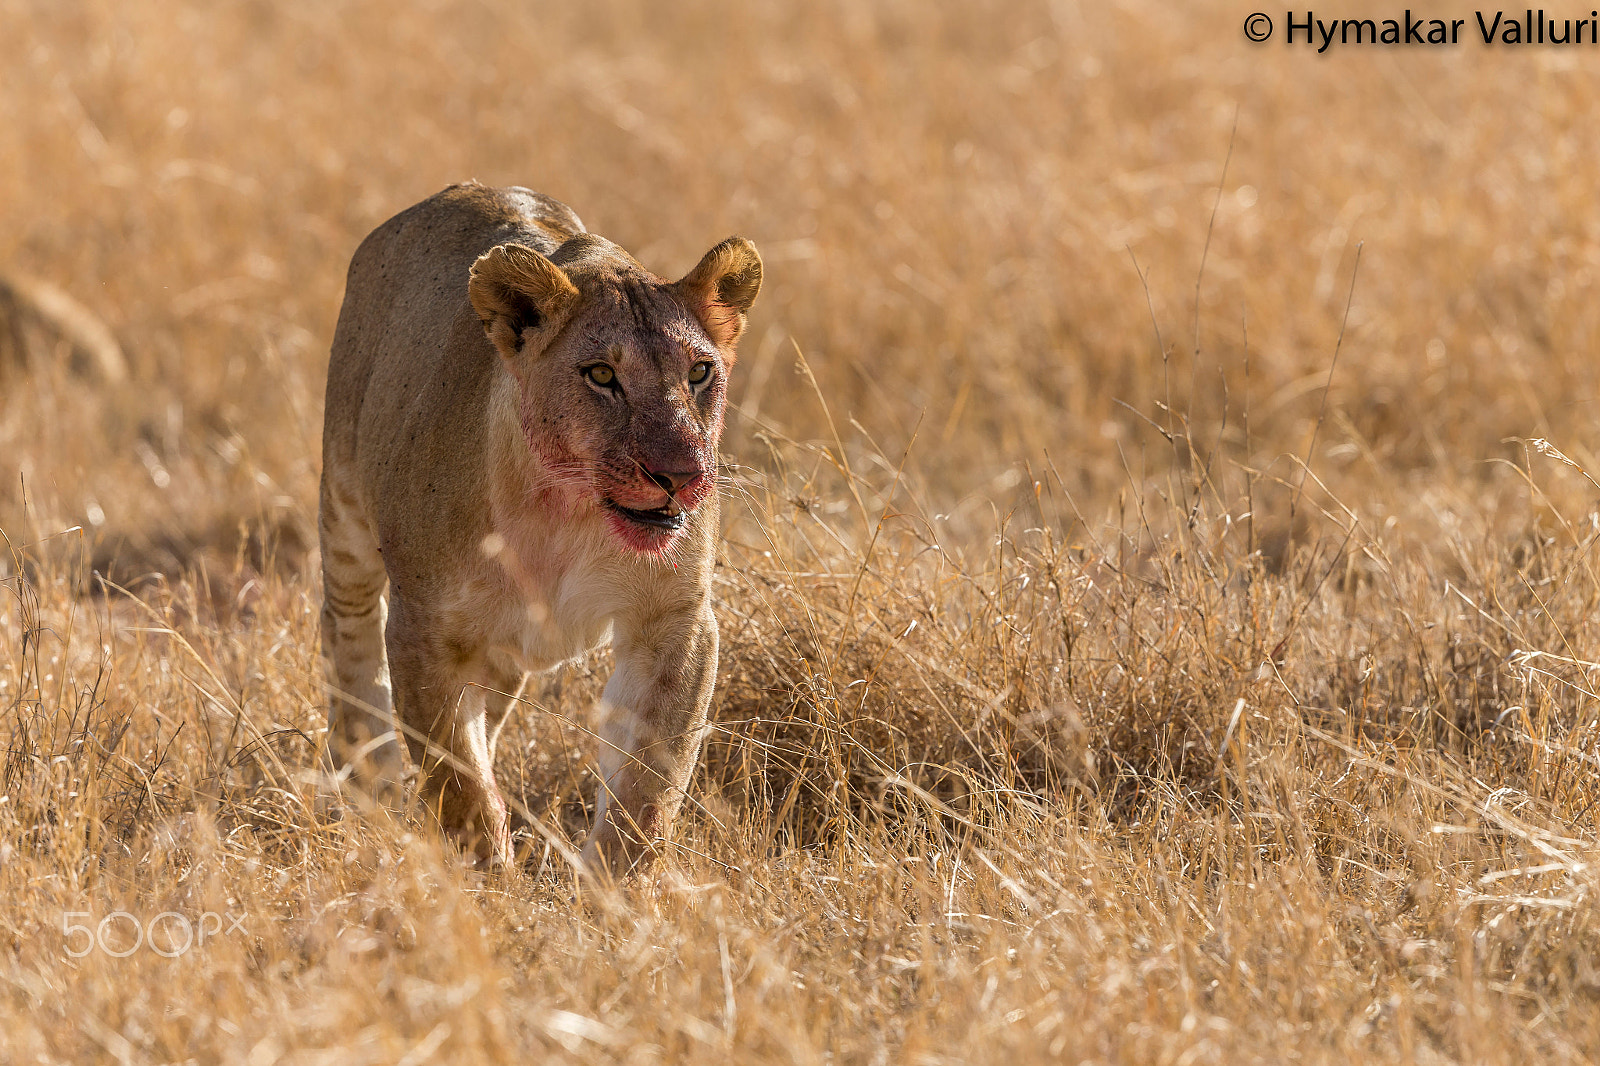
[469, 234, 761, 554]
[518, 283, 728, 553]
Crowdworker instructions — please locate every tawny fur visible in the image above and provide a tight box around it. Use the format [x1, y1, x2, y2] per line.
[319, 182, 760, 875]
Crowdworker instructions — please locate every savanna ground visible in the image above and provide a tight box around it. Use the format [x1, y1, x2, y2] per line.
[6, 1, 1600, 1062]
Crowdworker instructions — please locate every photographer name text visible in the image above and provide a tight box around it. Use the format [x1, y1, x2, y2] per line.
[1248, 11, 1600, 49]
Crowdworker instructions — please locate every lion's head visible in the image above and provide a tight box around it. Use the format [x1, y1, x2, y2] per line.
[467, 232, 761, 553]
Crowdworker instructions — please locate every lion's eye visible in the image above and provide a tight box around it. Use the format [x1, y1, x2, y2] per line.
[584, 364, 617, 388]
[688, 361, 712, 386]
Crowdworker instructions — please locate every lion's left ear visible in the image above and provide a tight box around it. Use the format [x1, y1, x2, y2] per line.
[673, 237, 762, 356]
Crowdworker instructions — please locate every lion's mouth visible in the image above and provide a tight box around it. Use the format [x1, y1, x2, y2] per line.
[605, 499, 689, 532]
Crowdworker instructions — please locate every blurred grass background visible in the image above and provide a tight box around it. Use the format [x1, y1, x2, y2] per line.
[7, 0, 1600, 555]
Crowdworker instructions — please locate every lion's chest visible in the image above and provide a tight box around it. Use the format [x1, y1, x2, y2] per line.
[499, 585, 614, 672]
[444, 531, 623, 674]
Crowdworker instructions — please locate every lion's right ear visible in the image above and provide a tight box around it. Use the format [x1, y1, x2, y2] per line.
[468, 243, 580, 357]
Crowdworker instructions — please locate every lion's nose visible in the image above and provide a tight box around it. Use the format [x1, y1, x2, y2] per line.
[644, 466, 703, 496]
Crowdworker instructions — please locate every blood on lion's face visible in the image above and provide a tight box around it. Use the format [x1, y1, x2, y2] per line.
[471, 231, 760, 554]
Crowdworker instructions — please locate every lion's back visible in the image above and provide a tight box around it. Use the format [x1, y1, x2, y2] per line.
[322, 183, 584, 484]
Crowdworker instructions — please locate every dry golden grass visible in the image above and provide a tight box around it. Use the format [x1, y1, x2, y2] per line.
[7, 0, 1600, 1061]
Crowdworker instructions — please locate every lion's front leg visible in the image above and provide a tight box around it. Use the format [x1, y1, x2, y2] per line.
[580, 605, 717, 879]
[387, 601, 514, 867]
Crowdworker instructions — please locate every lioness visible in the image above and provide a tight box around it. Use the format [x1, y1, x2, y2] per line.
[319, 182, 760, 875]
